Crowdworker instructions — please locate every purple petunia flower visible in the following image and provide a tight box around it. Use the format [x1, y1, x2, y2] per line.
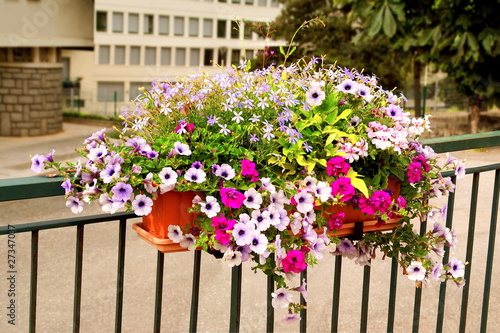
[184, 167, 207, 183]
[66, 196, 84, 214]
[199, 196, 221, 218]
[111, 182, 133, 202]
[30, 154, 48, 173]
[271, 287, 293, 309]
[132, 194, 153, 216]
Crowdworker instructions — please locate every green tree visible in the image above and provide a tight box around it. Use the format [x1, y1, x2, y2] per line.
[345, 0, 500, 132]
[268, 0, 410, 90]
[425, 0, 500, 132]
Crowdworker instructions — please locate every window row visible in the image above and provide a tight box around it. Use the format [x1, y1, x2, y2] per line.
[97, 81, 149, 102]
[97, 12, 258, 40]
[98, 45, 255, 67]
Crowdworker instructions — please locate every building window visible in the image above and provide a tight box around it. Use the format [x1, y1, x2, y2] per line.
[231, 21, 239, 39]
[203, 49, 214, 66]
[231, 49, 240, 65]
[189, 18, 199, 37]
[270, 0, 279, 7]
[190, 48, 200, 66]
[128, 13, 139, 33]
[115, 46, 125, 65]
[97, 82, 124, 102]
[129, 82, 150, 100]
[98, 45, 110, 64]
[159, 15, 169, 35]
[203, 19, 213, 37]
[160, 47, 171, 66]
[130, 46, 140, 65]
[145, 47, 156, 65]
[175, 48, 186, 66]
[12, 48, 32, 62]
[218, 47, 227, 66]
[232, 0, 241, 3]
[112, 12, 123, 32]
[245, 49, 254, 60]
[96, 11, 107, 32]
[174, 17, 184, 36]
[217, 20, 226, 38]
[244, 23, 253, 40]
[144, 14, 154, 34]
[0, 48, 8, 62]
[258, 0, 267, 5]
[245, 0, 254, 4]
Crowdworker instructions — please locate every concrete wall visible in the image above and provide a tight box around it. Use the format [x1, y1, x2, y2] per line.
[0, 63, 62, 136]
[0, 0, 93, 48]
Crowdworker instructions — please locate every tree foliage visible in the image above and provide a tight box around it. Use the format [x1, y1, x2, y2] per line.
[344, 0, 500, 130]
[268, 0, 410, 90]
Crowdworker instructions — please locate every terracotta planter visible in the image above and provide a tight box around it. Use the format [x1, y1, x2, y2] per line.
[133, 191, 204, 253]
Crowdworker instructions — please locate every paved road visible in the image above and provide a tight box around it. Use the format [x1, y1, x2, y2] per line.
[0, 123, 499, 332]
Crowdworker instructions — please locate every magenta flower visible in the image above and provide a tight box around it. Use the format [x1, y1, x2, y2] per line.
[241, 159, 259, 182]
[326, 156, 350, 177]
[330, 177, 356, 202]
[282, 250, 307, 274]
[407, 162, 423, 183]
[211, 214, 236, 245]
[220, 187, 245, 209]
[328, 211, 346, 230]
[359, 191, 392, 215]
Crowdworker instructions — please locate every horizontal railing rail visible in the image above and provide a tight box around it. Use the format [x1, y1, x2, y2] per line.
[0, 131, 499, 333]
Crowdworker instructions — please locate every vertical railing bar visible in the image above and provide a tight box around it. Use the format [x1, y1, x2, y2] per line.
[331, 255, 342, 333]
[300, 268, 307, 333]
[114, 218, 127, 333]
[436, 175, 457, 333]
[480, 169, 500, 333]
[229, 264, 242, 333]
[360, 264, 371, 333]
[29, 230, 39, 333]
[189, 250, 202, 333]
[412, 287, 422, 333]
[413, 217, 428, 333]
[154, 251, 165, 333]
[266, 273, 275, 333]
[459, 172, 480, 333]
[387, 257, 398, 333]
[73, 224, 85, 333]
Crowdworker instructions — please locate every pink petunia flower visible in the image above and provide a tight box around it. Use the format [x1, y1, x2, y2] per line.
[330, 177, 356, 202]
[282, 250, 307, 274]
[326, 156, 350, 177]
[220, 187, 245, 209]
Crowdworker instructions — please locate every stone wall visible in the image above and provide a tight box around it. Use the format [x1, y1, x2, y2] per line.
[0, 64, 63, 136]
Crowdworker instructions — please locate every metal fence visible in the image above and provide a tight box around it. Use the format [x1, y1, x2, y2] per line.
[0, 131, 499, 333]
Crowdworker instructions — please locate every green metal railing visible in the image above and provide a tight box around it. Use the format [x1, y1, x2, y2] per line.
[1, 131, 499, 333]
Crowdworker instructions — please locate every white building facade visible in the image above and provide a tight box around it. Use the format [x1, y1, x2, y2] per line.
[63, 0, 284, 117]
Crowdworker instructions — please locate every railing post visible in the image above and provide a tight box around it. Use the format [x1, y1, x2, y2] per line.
[73, 225, 84, 333]
[331, 255, 342, 333]
[154, 251, 165, 333]
[29, 230, 39, 333]
[459, 172, 480, 332]
[436, 176, 457, 333]
[189, 250, 202, 333]
[115, 218, 127, 333]
[480, 169, 500, 332]
[360, 264, 371, 333]
[229, 264, 242, 333]
[266, 272, 275, 333]
[300, 269, 307, 333]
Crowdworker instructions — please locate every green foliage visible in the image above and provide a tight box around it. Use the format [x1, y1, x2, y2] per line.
[269, 0, 410, 90]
